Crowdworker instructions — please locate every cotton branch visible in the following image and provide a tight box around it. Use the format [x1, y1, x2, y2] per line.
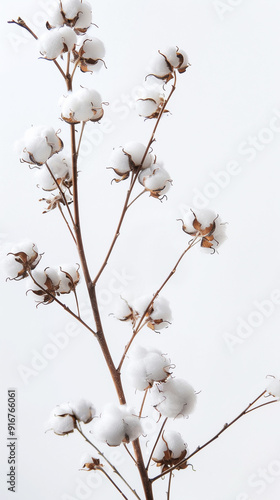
[151, 391, 278, 482]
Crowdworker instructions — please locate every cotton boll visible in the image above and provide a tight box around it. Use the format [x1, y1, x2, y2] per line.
[150, 296, 172, 329]
[139, 164, 172, 198]
[123, 142, 152, 170]
[18, 125, 63, 166]
[133, 295, 152, 317]
[127, 345, 172, 391]
[59, 26, 77, 51]
[57, 264, 80, 294]
[6, 241, 41, 281]
[69, 399, 95, 423]
[48, 403, 75, 435]
[74, 1, 92, 31]
[266, 378, 280, 399]
[136, 88, 165, 119]
[148, 53, 173, 83]
[76, 36, 105, 72]
[39, 28, 64, 60]
[61, 0, 82, 21]
[60, 88, 103, 123]
[151, 378, 197, 418]
[113, 297, 133, 321]
[160, 46, 181, 69]
[177, 49, 190, 73]
[152, 430, 188, 461]
[93, 404, 142, 446]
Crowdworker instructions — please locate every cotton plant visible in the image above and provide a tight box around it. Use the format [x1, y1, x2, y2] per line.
[6, 2, 280, 499]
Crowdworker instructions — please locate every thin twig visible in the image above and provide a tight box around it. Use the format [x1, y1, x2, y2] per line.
[57, 203, 77, 244]
[146, 418, 168, 471]
[127, 189, 146, 209]
[151, 391, 270, 482]
[73, 288, 81, 317]
[123, 443, 138, 465]
[167, 472, 172, 500]
[118, 237, 200, 371]
[76, 426, 141, 500]
[99, 469, 129, 500]
[77, 122, 86, 157]
[45, 162, 76, 228]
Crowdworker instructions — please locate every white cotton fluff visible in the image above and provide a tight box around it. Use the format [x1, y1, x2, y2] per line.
[39, 26, 76, 60]
[152, 430, 188, 461]
[25, 269, 49, 293]
[127, 345, 172, 391]
[37, 153, 72, 191]
[4, 255, 23, 280]
[57, 264, 79, 293]
[177, 49, 189, 72]
[69, 399, 95, 423]
[136, 88, 165, 118]
[114, 297, 132, 321]
[12, 241, 39, 261]
[72, 1, 92, 30]
[17, 126, 63, 165]
[93, 404, 142, 446]
[108, 142, 153, 175]
[182, 208, 227, 253]
[133, 295, 172, 330]
[151, 378, 197, 418]
[48, 403, 75, 435]
[59, 88, 103, 123]
[47, 0, 92, 31]
[266, 378, 280, 399]
[160, 47, 181, 69]
[79, 37, 105, 71]
[139, 164, 172, 195]
[5, 241, 40, 279]
[149, 53, 172, 79]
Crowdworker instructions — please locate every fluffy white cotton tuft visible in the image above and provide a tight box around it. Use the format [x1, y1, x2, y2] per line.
[17, 125, 63, 166]
[151, 378, 197, 418]
[266, 378, 280, 399]
[39, 26, 77, 60]
[126, 345, 172, 391]
[139, 163, 172, 198]
[69, 399, 95, 423]
[136, 88, 165, 119]
[152, 430, 188, 461]
[93, 404, 142, 446]
[133, 295, 172, 330]
[59, 88, 103, 123]
[48, 403, 75, 435]
[181, 208, 227, 253]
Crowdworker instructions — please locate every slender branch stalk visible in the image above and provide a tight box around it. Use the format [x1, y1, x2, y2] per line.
[99, 469, 129, 500]
[57, 202, 77, 243]
[77, 426, 141, 500]
[151, 391, 271, 482]
[146, 418, 168, 471]
[167, 472, 172, 500]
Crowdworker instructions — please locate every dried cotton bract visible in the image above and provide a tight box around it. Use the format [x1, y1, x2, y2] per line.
[152, 430, 188, 472]
[17, 126, 63, 166]
[151, 378, 197, 419]
[60, 87, 104, 123]
[93, 404, 143, 446]
[6, 241, 41, 281]
[180, 208, 227, 253]
[126, 345, 172, 391]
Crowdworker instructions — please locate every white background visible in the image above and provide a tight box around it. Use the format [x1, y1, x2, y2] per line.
[1, 0, 280, 499]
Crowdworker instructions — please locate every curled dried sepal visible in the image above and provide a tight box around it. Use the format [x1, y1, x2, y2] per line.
[57, 264, 80, 294]
[152, 430, 188, 472]
[180, 208, 227, 253]
[26, 268, 60, 305]
[6, 242, 41, 281]
[17, 126, 63, 166]
[73, 37, 106, 73]
[138, 163, 172, 199]
[81, 457, 103, 471]
[40, 192, 73, 213]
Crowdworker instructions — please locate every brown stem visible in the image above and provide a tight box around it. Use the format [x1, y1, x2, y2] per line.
[167, 472, 172, 500]
[57, 202, 77, 244]
[139, 389, 148, 418]
[151, 391, 269, 482]
[98, 469, 129, 500]
[45, 161, 76, 228]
